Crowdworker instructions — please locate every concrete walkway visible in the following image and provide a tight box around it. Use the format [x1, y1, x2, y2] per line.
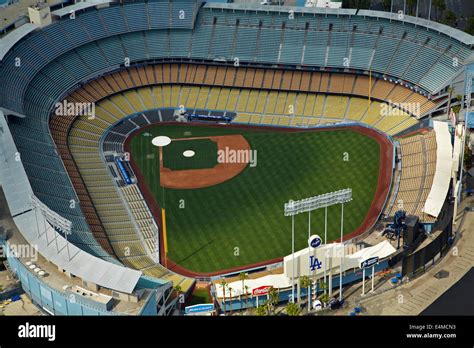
[331, 198, 474, 316]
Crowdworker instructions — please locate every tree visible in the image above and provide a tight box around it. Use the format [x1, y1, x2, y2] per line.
[342, 0, 369, 10]
[464, 141, 472, 169]
[244, 285, 250, 311]
[220, 279, 228, 316]
[299, 276, 313, 312]
[320, 281, 329, 294]
[174, 285, 182, 314]
[286, 302, 301, 316]
[432, 0, 446, 21]
[239, 272, 248, 314]
[452, 94, 463, 116]
[442, 11, 457, 27]
[382, 0, 391, 12]
[319, 293, 330, 305]
[447, 86, 454, 117]
[452, 104, 461, 115]
[465, 17, 474, 35]
[267, 287, 279, 315]
[254, 302, 269, 316]
[228, 286, 233, 316]
[407, 0, 416, 16]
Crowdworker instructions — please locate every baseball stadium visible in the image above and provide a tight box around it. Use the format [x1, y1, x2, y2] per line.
[0, 0, 473, 317]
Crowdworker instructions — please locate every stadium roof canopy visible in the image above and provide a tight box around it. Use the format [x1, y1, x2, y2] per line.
[0, 23, 37, 61]
[0, 111, 142, 294]
[206, 3, 473, 46]
[51, 0, 113, 18]
[205, 2, 357, 15]
[358, 10, 474, 46]
[13, 211, 143, 294]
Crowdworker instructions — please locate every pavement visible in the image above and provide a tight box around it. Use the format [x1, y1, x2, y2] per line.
[328, 196, 474, 316]
[0, 0, 64, 33]
[421, 267, 474, 315]
[1, 293, 41, 316]
[0, 0, 37, 32]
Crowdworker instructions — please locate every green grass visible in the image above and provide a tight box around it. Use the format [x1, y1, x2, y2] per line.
[130, 124, 380, 273]
[187, 288, 212, 306]
[163, 138, 217, 170]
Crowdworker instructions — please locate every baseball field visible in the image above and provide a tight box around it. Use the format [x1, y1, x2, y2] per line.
[127, 123, 391, 275]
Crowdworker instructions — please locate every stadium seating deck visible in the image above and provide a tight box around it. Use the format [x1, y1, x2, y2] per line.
[384, 130, 437, 221]
[1, 4, 468, 114]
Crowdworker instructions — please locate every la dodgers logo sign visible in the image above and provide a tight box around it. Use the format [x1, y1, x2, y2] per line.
[309, 256, 322, 271]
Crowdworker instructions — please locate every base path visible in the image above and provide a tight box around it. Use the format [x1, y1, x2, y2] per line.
[160, 135, 250, 189]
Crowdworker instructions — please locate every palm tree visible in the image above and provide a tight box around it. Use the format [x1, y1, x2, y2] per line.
[432, 0, 446, 21]
[443, 10, 457, 27]
[406, 0, 416, 16]
[466, 16, 474, 35]
[447, 86, 454, 118]
[239, 272, 248, 314]
[254, 302, 268, 316]
[299, 276, 312, 312]
[319, 293, 330, 306]
[220, 279, 228, 316]
[228, 286, 233, 316]
[174, 285, 182, 314]
[320, 281, 328, 294]
[286, 302, 301, 316]
[452, 94, 463, 115]
[267, 287, 279, 315]
[244, 285, 250, 312]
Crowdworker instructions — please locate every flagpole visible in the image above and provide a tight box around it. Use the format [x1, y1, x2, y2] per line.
[339, 203, 344, 301]
[292, 214, 295, 303]
[428, 0, 432, 21]
[324, 206, 327, 295]
[308, 211, 311, 309]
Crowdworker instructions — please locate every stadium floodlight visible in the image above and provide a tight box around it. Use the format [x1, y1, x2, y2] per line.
[284, 189, 352, 304]
[31, 195, 72, 235]
[31, 195, 73, 260]
[284, 189, 352, 216]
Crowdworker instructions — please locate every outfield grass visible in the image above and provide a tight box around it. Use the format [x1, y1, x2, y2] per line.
[129, 125, 380, 273]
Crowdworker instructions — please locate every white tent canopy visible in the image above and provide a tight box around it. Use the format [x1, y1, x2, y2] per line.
[423, 121, 453, 217]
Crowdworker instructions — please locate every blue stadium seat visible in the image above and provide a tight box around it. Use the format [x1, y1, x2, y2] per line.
[123, 3, 149, 31]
